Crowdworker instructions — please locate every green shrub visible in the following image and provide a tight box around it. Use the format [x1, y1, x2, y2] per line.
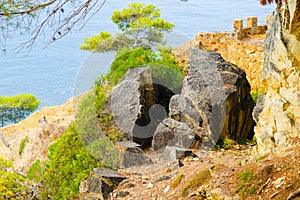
[75, 93, 104, 146]
[222, 138, 236, 150]
[87, 138, 120, 169]
[106, 47, 184, 85]
[40, 123, 104, 200]
[237, 170, 255, 199]
[250, 90, 259, 103]
[0, 157, 28, 199]
[170, 173, 184, 189]
[27, 159, 44, 182]
[107, 47, 157, 85]
[19, 135, 29, 155]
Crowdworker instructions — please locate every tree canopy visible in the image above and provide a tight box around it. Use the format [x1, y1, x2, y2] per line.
[80, 3, 174, 52]
[0, 94, 40, 127]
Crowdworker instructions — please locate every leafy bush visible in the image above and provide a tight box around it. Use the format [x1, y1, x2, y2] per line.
[107, 47, 184, 85]
[27, 159, 44, 182]
[170, 173, 184, 189]
[75, 92, 103, 146]
[0, 157, 28, 199]
[250, 90, 259, 103]
[87, 138, 120, 169]
[237, 170, 255, 199]
[107, 47, 157, 84]
[19, 135, 29, 155]
[40, 123, 104, 200]
[222, 137, 236, 150]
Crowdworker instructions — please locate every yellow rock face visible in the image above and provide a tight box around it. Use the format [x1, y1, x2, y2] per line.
[0, 97, 76, 172]
[174, 32, 265, 91]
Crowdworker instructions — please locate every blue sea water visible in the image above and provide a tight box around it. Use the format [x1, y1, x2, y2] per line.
[0, 0, 275, 108]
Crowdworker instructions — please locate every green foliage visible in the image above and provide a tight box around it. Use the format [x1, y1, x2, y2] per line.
[18, 135, 29, 155]
[81, 3, 174, 52]
[222, 138, 236, 150]
[40, 123, 104, 200]
[76, 85, 124, 146]
[107, 47, 156, 84]
[107, 47, 184, 85]
[237, 170, 255, 199]
[250, 90, 259, 103]
[0, 94, 40, 127]
[87, 138, 120, 169]
[27, 159, 44, 183]
[252, 135, 257, 144]
[235, 138, 249, 145]
[80, 32, 114, 52]
[170, 173, 184, 189]
[0, 157, 28, 199]
[75, 92, 103, 146]
[237, 160, 243, 166]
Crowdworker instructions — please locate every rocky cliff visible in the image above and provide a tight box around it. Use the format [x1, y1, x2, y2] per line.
[0, 97, 75, 171]
[254, 0, 300, 154]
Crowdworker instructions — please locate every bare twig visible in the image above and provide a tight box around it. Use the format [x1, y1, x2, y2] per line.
[257, 178, 271, 195]
[270, 191, 279, 198]
[287, 188, 300, 200]
[0, 0, 56, 16]
[1, 0, 107, 50]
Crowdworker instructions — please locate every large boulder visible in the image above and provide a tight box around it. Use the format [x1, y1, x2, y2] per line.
[110, 66, 183, 149]
[170, 49, 255, 147]
[110, 67, 157, 148]
[117, 141, 152, 168]
[79, 168, 126, 200]
[254, 0, 300, 154]
[152, 118, 198, 150]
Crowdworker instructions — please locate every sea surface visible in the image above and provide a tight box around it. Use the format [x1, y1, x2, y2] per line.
[0, 0, 275, 108]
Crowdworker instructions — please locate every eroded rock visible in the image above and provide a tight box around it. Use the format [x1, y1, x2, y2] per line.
[79, 168, 126, 200]
[170, 49, 255, 147]
[152, 118, 198, 150]
[254, 0, 300, 154]
[117, 141, 152, 168]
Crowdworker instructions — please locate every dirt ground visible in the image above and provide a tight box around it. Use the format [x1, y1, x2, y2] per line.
[113, 144, 300, 200]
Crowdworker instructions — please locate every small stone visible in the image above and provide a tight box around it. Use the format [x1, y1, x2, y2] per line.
[147, 183, 154, 188]
[118, 191, 130, 198]
[154, 175, 171, 183]
[193, 157, 200, 161]
[164, 185, 170, 193]
[113, 192, 118, 198]
[273, 176, 285, 189]
[143, 175, 150, 180]
[122, 182, 135, 189]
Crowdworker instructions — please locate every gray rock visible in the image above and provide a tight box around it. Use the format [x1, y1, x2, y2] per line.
[162, 146, 196, 163]
[154, 175, 171, 183]
[79, 168, 126, 200]
[169, 95, 203, 130]
[110, 67, 164, 148]
[152, 118, 197, 150]
[118, 191, 130, 198]
[252, 94, 265, 123]
[171, 49, 255, 147]
[118, 141, 152, 168]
